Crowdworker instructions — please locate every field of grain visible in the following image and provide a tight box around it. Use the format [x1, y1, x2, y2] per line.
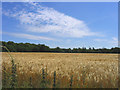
[2, 52, 118, 88]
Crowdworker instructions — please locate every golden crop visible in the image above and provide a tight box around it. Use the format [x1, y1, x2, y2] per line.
[2, 52, 118, 88]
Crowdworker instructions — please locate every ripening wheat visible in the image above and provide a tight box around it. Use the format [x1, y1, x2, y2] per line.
[2, 52, 118, 88]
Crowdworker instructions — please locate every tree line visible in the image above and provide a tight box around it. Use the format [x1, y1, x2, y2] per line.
[1, 41, 120, 53]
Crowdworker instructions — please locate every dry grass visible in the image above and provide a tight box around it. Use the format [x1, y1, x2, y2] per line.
[2, 52, 118, 88]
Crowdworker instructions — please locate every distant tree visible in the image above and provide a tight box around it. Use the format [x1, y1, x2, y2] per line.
[1, 41, 120, 53]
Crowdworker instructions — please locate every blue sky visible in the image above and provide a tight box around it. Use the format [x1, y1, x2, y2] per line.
[2, 2, 118, 48]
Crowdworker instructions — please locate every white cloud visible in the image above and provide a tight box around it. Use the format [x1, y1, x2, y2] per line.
[94, 37, 118, 46]
[3, 2, 100, 38]
[112, 37, 117, 41]
[3, 32, 55, 41]
[94, 39, 108, 42]
[111, 37, 118, 45]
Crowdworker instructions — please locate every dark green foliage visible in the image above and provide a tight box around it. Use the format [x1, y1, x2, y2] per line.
[42, 68, 45, 82]
[53, 71, 56, 88]
[29, 77, 32, 88]
[11, 59, 17, 88]
[1, 41, 120, 53]
[70, 75, 73, 88]
[41, 68, 46, 88]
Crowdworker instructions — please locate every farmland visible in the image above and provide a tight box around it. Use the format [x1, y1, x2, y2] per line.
[2, 52, 118, 88]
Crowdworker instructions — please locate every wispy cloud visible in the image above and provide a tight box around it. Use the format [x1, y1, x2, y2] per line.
[94, 37, 118, 46]
[3, 2, 101, 38]
[3, 32, 55, 41]
[111, 37, 118, 45]
[94, 39, 107, 42]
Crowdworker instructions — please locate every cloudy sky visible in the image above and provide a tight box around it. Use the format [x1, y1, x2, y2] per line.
[2, 2, 118, 48]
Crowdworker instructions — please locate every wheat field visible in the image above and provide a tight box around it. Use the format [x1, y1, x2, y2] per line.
[2, 52, 118, 88]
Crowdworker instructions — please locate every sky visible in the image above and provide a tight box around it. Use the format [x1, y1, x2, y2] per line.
[2, 2, 118, 49]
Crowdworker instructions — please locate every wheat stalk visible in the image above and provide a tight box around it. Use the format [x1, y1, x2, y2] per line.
[1, 45, 17, 88]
